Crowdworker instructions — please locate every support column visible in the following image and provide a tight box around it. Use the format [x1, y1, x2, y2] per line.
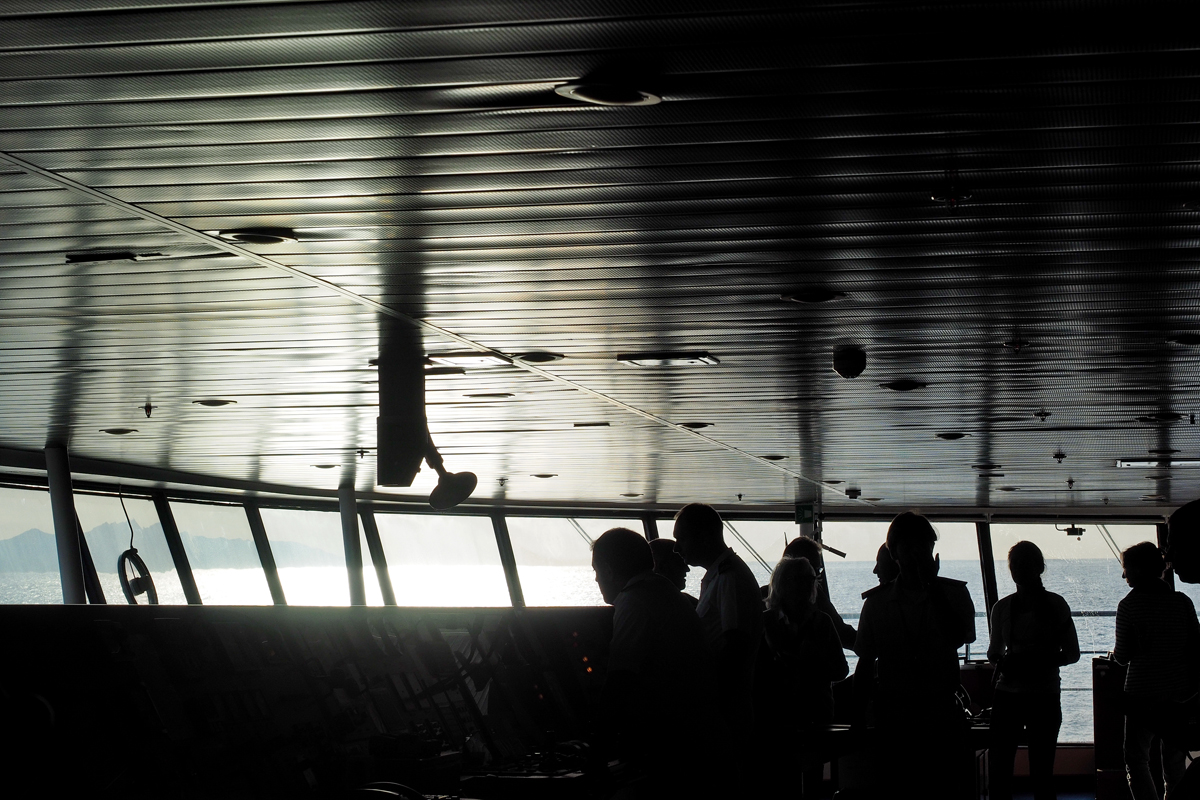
[492, 513, 525, 608]
[340, 482, 367, 606]
[359, 505, 396, 606]
[642, 515, 659, 541]
[45, 445, 86, 604]
[1158, 522, 1174, 589]
[976, 520, 999, 628]
[153, 491, 202, 604]
[245, 502, 286, 605]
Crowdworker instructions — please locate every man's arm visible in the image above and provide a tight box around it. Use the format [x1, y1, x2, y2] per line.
[1112, 596, 1133, 666]
[987, 598, 1007, 664]
[1056, 596, 1081, 666]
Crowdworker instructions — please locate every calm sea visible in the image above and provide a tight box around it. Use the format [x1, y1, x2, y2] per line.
[5, 558, 1185, 744]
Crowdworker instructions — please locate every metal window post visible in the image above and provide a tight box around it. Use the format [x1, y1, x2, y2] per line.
[976, 520, 999, 628]
[244, 501, 286, 605]
[153, 491, 202, 604]
[76, 513, 105, 604]
[359, 504, 396, 605]
[339, 481, 367, 606]
[491, 513, 525, 608]
[642, 515, 659, 541]
[1158, 522, 1174, 589]
[45, 445, 86, 604]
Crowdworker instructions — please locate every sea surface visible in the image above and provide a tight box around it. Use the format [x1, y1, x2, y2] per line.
[6, 558, 1191, 744]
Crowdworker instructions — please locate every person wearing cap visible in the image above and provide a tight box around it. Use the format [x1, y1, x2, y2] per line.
[649, 537, 698, 607]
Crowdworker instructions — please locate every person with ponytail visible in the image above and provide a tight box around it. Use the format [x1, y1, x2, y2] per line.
[987, 541, 1080, 800]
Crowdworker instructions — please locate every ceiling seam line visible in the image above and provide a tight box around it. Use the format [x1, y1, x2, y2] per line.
[0, 146, 869, 506]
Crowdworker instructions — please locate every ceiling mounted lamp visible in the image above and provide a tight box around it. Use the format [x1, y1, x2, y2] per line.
[931, 169, 971, 206]
[554, 83, 661, 106]
[312, 464, 338, 469]
[617, 351, 719, 367]
[1119, 459, 1200, 468]
[101, 428, 137, 435]
[515, 352, 565, 363]
[531, 473, 558, 479]
[1142, 494, 1167, 502]
[998, 486, 1020, 492]
[972, 462, 1002, 470]
[193, 399, 236, 407]
[937, 432, 969, 440]
[863, 497, 883, 501]
[759, 454, 789, 461]
[621, 492, 642, 498]
[1150, 448, 1180, 455]
[880, 379, 926, 392]
[215, 227, 297, 244]
[1153, 411, 1183, 422]
[426, 366, 466, 376]
[1034, 408, 1052, 422]
[845, 487, 862, 499]
[678, 421, 713, 429]
[426, 441, 478, 511]
[833, 346, 866, 379]
[574, 421, 610, 428]
[1002, 338, 1030, 353]
[783, 288, 847, 304]
[1054, 450, 1066, 463]
[66, 250, 162, 264]
[977, 472, 1005, 478]
[824, 480, 844, 485]
[464, 392, 515, 399]
[1146, 475, 1171, 480]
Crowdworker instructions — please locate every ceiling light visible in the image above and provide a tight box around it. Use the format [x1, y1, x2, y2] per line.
[1150, 448, 1180, 455]
[783, 289, 847, 304]
[1034, 409, 1052, 421]
[972, 463, 1002, 470]
[1142, 495, 1166, 502]
[574, 422, 610, 427]
[863, 497, 883, 502]
[621, 492, 642, 498]
[617, 351, 719, 367]
[531, 473, 557, 479]
[66, 251, 160, 264]
[937, 432, 969, 440]
[425, 441, 478, 510]
[759, 455, 788, 461]
[554, 84, 661, 106]
[1002, 339, 1030, 353]
[516, 352, 565, 363]
[824, 480, 844, 485]
[215, 227, 297, 244]
[1054, 450, 1066, 463]
[101, 428, 137, 435]
[428, 352, 512, 367]
[1118, 459, 1200, 468]
[833, 346, 866, 379]
[977, 472, 1005, 478]
[312, 464, 338, 469]
[193, 399, 236, 407]
[426, 366, 466, 376]
[1170, 333, 1200, 345]
[464, 393, 515, 399]
[879, 379, 926, 392]
[845, 488, 861, 499]
[1154, 412, 1183, 422]
[1146, 475, 1170, 480]
[679, 422, 713, 429]
[998, 487, 1020, 492]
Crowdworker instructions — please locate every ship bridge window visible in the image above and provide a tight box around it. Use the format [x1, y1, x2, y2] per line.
[722, 519, 792, 589]
[170, 501, 272, 605]
[259, 508, 384, 606]
[506, 517, 641, 606]
[990, 523, 1154, 743]
[0, 485, 60, 604]
[74, 493, 187, 605]
[374, 513, 508, 607]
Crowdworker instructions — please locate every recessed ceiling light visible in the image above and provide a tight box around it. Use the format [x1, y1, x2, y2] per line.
[1150, 448, 1180, 455]
[215, 227, 297, 244]
[1142, 494, 1167, 501]
[312, 464, 338, 469]
[428, 352, 512, 367]
[1170, 333, 1200, 345]
[1002, 339, 1030, 353]
[620, 492, 642, 498]
[863, 497, 883, 501]
[617, 351, 719, 367]
[1153, 411, 1183, 422]
[101, 428, 137, 435]
[937, 432, 969, 440]
[1118, 459, 1200, 468]
[65, 251, 151, 264]
[759, 454, 788, 461]
[678, 422, 713, 429]
[1146, 475, 1171, 480]
[515, 352, 565, 363]
[531, 473, 557, 479]
[464, 393, 515, 399]
[972, 463, 1002, 470]
[1034, 409, 1052, 421]
[554, 83, 661, 106]
[977, 472, 1005, 478]
[845, 488, 862, 499]
[782, 288, 847, 304]
[193, 399, 236, 407]
[573, 422, 610, 427]
[426, 366, 466, 376]
[824, 480, 844, 485]
[998, 486, 1020, 492]
[879, 380, 926, 392]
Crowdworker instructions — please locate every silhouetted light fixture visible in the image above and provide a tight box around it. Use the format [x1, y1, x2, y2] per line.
[426, 366, 466, 376]
[464, 393, 515, 399]
[783, 288, 846, 304]
[1118, 459, 1200, 468]
[312, 464, 338, 469]
[879, 379, 926, 392]
[428, 352, 512, 367]
[998, 487, 1020, 492]
[1170, 333, 1200, 345]
[824, 480, 844, 485]
[193, 399, 236, 407]
[1034, 408, 1052, 421]
[141, 402, 157, 418]
[426, 442, 478, 510]
[554, 84, 661, 106]
[863, 497, 883, 502]
[833, 346, 866, 379]
[845, 488, 862, 499]
[1002, 338, 1030, 353]
[617, 351, 719, 366]
[931, 169, 971, 206]
[574, 422, 610, 427]
[1058, 524, 1086, 536]
[1154, 411, 1183, 422]
[215, 227, 297, 244]
[1142, 495, 1166, 502]
[621, 492, 642, 498]
[973, 463, 1002, 470]
[760, 454, 788, 461]
[679, 421, 713, 429]
[1146, 475, 1170, 480]
[977, 472, 1005, 478]
[531, 473, 558, 479]
[66, 250, 150, 263]
[516, 352, 565, 363]
[1054, 450, 1066, 463]
[937, 432, 969, 440]
[101, 428, 137, 435]
[1150, 448, 1180, 455]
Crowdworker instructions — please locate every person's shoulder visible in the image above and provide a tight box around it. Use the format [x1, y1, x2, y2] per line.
[1171, 591, 1197, 611]
[935, 576, 967, 588]
[991, 593, 1014, 611]
[1044, 591, 1072, 612]
[861, 581, 892, 600]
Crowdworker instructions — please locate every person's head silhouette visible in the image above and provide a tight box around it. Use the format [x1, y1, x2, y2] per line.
[766, 556, 819, 621]
[649, 538, 690, 592]
[783, 536, 824, 573]
[873, 542, 899, 584]
[1007, 540, 1045, 587]
[592, 527, 653, 604]
[672, 503, 726, 568]
[1121, 541, 1165, 588]
[885, 511, 939, 585]
[1168, 500, 1200, 583]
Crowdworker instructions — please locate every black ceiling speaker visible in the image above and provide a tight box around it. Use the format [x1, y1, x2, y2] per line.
[426, 442, 478, 510]
[833, 346, 866, 379]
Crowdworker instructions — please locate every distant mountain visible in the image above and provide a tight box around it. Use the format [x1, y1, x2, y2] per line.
[0, 521, 343, 572]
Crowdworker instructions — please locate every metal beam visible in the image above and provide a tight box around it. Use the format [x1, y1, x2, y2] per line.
[359, 504, 396, 606]
[44, 446, 86, 604]
[642, 515, 659, 541]
[153, 491, 202, 604]
[1158, 522, 1174, 589]
[244, 502, 286, 605]
[340, 482, 367, 606]
[76, 513, 105, 605]
[491, 513, 524, 608]
[976, 521, 999, 629]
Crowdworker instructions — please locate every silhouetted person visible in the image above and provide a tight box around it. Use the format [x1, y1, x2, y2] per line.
[649, 537, 697, 607]
[591, 527, 721, 796]
[1113, 541, 1200, 800]
[987, 541, 1080, 800]
[873, 542, 900, 585]
[782, 536, 856, 649]
[853, 511, 976, 798]
[673, 503, 763, 775]
[1166, 500, 1200, 798]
